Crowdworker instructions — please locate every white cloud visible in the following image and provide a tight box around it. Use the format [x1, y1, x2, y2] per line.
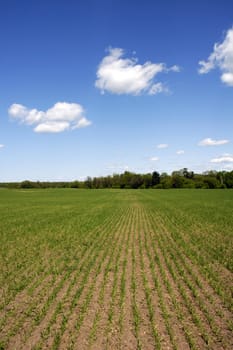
[176, 150, 184, 155]
[150, 157, 159, 161]
[95, 47, 179, 95]
[0, 144, 4, 149]
[198, 27, 233, 86]
[211, 154, 233, 163]
[169, 65, 181, 72]
[157, 143, 168, 149]
[149, 82, 168, 95]
[224, 164, 233, 170]
[198, 138, 229, 146]
[8, 102, 91, 133]
[73, 117, 91, 129]
[34, 122, 70, 133]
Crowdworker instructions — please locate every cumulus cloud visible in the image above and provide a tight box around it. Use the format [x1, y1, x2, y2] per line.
[176, 150, 184, 155]
[150, 157, 159, 161]
[198, 138, 229, 146]
[211, 154, 233, 163]
[157, 143, 168, 149]
[198, 27, 233, 86]
[8, 102, 91, 133]
[0, 144, 4, 148]
[95, 47, 179, 95]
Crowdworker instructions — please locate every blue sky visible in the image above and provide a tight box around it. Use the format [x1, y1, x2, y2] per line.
[0, 0, 233, 181]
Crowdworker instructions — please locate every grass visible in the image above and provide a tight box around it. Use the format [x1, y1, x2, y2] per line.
[0, 188, 232, 349]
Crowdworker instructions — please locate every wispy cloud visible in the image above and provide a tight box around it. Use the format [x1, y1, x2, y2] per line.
[150, 157, 159, 161]
[198, 27, 233, 86]
[210, 154, 233, 163]
[176, 150, 184, 155]
[198, 138, 229, 146]
[157, 143, 168, 149]
[0, 144, 4, 149]
[95, 47, 180, 95]
[8, 102, 91, 133]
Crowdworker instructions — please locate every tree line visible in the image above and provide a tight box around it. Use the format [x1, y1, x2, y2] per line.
[1, 168, 233, 189]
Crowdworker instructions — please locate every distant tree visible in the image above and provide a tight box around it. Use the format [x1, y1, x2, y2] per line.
[223, 171, 233, 188]
[143, 173, 152, 188]
[183, 178, 195, 188]
[152, 171, 160, 186]
[203, 176, 219, 189]
[84, 177, 92, 189]
[2, 169, 233, 190]
[171, 174, 184, 188]
[181, 168, 194, 179]
[20, 180, 34, 189]
[130, 174, 143, 189]
[70, 181, 80, 188]
[160, 173, 172, 189]
[120, 171, 133, 188]
[112, 174, 121, 188]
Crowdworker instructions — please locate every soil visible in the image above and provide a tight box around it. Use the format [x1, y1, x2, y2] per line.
[1, 204, 232, 350]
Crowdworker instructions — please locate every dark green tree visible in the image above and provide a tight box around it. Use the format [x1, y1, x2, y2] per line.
[152, 171, 160, 186]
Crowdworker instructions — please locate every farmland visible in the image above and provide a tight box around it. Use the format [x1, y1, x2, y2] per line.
[0, 189, 232, 350]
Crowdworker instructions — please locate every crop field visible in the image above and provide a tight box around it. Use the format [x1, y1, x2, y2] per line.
[0, 189, 232, 350]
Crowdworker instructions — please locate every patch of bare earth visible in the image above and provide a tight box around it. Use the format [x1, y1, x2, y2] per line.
[58, 209, 131, 350]
[89, 210, 135, 350]
[2, 200, 232, 350]
[41, 230, 118, 348]
[101, 208, 136, 350]
[130, 207, 157, 349]
[147, 209, 233, 350]
[117, 209, 137, 350]
[1, 212, 119, 349]
[164, 233, 233, 348]
[141, 208, 190, 350]
[1, 272, 66, 350]
[70, 222, 124, 349]
[157, 212, 232, 347]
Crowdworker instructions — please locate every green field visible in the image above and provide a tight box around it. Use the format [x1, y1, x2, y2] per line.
[0, 189, 232, 349]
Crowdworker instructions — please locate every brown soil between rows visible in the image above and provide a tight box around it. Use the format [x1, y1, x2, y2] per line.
[70, 223, 128, 349]
[152, 211, 232, 337]
[54, 208, 132, 350]
[1, 212, 122, 350]
[147, 209, 233, 350]
[140, 208, 190, 350]
[1, 204, 232, 350]
[39, 227, 121, 349]
[158, 207, 233, 310]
